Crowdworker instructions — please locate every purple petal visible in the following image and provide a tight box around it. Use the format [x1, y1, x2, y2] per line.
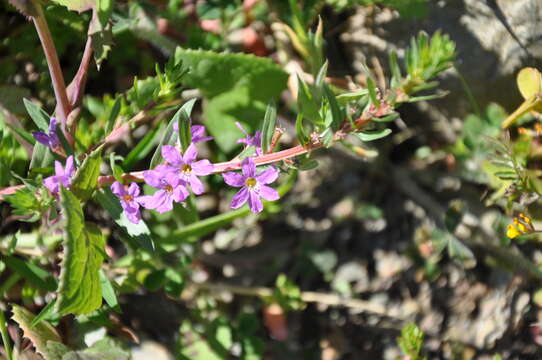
[162, 145, 182, 166]
[222, 172, 245, 187]
[241, 157, 256, 178]
[259, 185, 279, 201]
[126, 209, 141, 224]
[60, 174, 72, 189]
[182, 143, 198, 164]
[155, 194, 174, 213]
[121, 200, 139, 215]
[143, 169, 165, 189]
[128, 182, 140, 197]
[253, 131, 262, 146]
[172, 184, 189, 202]
[111, 181, 126, 197]
[248, 191, 263, 213]
[43, 176, 59, 194]
[137, 191, 167, 210]
[32, 132, 51, 146]
[231, 187, 249, 209]
[191, 159, 214, 176]
[64, 156, 75, 177]
[165, 172, 181, 188]
[191, 125, 204, 138]
[256, 167, 279, 185]
[54, 160, 64, 177]
[188, 174, 204, 195]
[235, 122, 248, 136]
[48, 118, 60, 147]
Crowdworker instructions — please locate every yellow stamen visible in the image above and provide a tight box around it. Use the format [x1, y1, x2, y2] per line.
[507, 224, 521, 239]
[181, 164, 192, 173]
[122, 194, 133, 202]
[165, 184, 173, 193]
[245, 177, 257, 188]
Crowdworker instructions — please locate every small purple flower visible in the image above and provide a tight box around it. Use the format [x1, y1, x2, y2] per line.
[43, 155, 76, 195]
[137, 166, 189, 213]
[173, 122, 213, 143]
[236, 122, 262, 155]
[32, 117, 60, 149]
[222, 157, 279, 213]
[111, 181, 142, 224]
[162, 144, 214, 195]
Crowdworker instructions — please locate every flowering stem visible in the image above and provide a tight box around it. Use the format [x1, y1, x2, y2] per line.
[31, 1, 72, 143]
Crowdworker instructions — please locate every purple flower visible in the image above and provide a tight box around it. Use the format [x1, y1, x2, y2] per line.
[162, 144, 214, 195]
[43, 155, 76, 195]
[172, 122, 213, 143]
[137, 166, 189, 213]
[32, 117, 60, 149]
[236, 122, 262, 155]
[111, 181, 142, 224]
[222, 157, 279, 213]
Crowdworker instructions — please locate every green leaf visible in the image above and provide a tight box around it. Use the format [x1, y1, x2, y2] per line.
[355, 128, 392, 142]
[178, 98, 197, 152]
[0, 86, 31, 114]
[3, 256, 57, 291]
[366, 77, 380, 107]
[323, 84, 342, 130]
[50, 0, 95, 12]
[11, 305, 63, 358]
[174, 48, 288, 100]
[4, 187, 41, 220]
[60, 338, 130, 360]
[23, 99, 50, 132]
[105, 96, 121, 135]
[295, 113, 309, 146]
[97, 0, 113, 28]
[297, 76, 322, 126]
[56, 188, 105, 315]
[89, 11, 113, 69]
[444, 200, 465, 234]
[31, 300, 57, 328]
[71, 146, 103, 201]
[99, 270, 120, 312]
[517, 67, 542, 100]
[122, 122, 162, 171]
[95, 188, 155, 252]
[373, 112, 399, 123]
[261, 100, 277, 154]
[29, 143, 54, 170]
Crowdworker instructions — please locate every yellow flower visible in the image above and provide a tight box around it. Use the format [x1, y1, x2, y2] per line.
[507, 224, 521, 239]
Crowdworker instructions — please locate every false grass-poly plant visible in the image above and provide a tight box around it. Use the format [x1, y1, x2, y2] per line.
[0, 0, 456, 358]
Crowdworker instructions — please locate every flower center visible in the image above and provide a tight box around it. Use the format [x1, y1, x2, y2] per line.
[165, 184, 173, 193]
[245, 177, 257, 188]
[181, 164, 192, 174]
[122, 194, 133, 202]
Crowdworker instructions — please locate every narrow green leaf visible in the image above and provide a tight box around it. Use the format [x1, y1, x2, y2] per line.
[105, 96, 121, 135]
[23, 99, 49, 132]
[97, 0, 113, 28]
[355, 128, 392, 142]
[314, 60, 328, 97]
[373, 112, 399, 123]
[323, 84, 342, 130]
[297, 76, 322, 126]
[389, 50, 402, 87]
[178, 98, 197, 152]
[366, 77, 380, 107]
[3, 256, 57, 291]
[11, 305, 62, 359]
[29, 143, 54, 170]
[122, 123, 162, 170]
[71, 146, 103, 201]
[31, 300, 57, 328]
[57, 188, 105, 315]
[95, 188, 155, 252]
[100, 270, 120, 312]
[295, 113, 309, 145]
[261, 100, 277, 154]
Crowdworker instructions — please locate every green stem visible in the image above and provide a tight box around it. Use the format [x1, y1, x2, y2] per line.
[31, 0, 72, 143]
[0, 309, 13, 360]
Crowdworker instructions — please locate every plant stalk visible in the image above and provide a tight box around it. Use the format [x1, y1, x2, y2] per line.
[0, 310, 13, 360]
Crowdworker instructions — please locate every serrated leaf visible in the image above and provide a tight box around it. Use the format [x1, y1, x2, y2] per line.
[174, 48, 288, 100]
[56, 188, 104, 315]
[4, 187, 41, 219]
[62, 337, 130, 360]
[517, 67, 542, 100]
[89, 10, 113, 69]
[95, 188, 155, 252]
[261, 100, 277, 154]
[355, 128, 392, 142]
[71, 146, 103, 201]
[7, 0, 39, 16]
[11, 305, 62, 358]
